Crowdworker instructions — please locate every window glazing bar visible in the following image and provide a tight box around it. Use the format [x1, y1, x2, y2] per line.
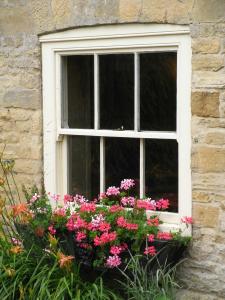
[134, 52, 140, 131]
[94, 54, 100, 129]
[100, 137, 105, 193]
[140, 138, 145, 198]
[59, 128, 177, 140]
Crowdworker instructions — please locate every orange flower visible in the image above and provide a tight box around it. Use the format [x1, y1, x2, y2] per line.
[34, 227, 45, 237]
[10, 246, 23, 254]
[12, 203, 28, 217]
[57, 252, 74, 270]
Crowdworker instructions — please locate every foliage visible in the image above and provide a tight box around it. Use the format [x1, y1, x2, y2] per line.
[117, 252, 181, 300]
[0, 149, 191, 299]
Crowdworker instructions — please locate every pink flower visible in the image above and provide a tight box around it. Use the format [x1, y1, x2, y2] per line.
[106, 255, 122, 268]
[66, 216, 87, 231]
[76, 231, 86, 242]
[80, 243, 92, 249]
[80, 203, 96, 213]
[110, 245, 122, 255]
[106, 186, 120, 196]
[51, 194, 60, 202]
[181, 216, 193, 224]
[64, 194, 73, 203]
[136, 199, 156, 210]
[98, 192, 107, 200]
[54, 208, 66, 217]
[148, 234, 155, 242]
[121, 196, 135, 207]
[91, 214, 105, 229]
[157, 232, 172, 240]
[99, 222, 111, 232]
[147, 217, 159, 227]
[94, 232, 117, 246]
[117, 216, 127, 228]
[120, 243, 128, 251]
[120, 179, 135, 190]
[109, 205, 124, 213]
[73, 194, 87, 204]
[30, 193, 40, 203]
[156, 198, 170, 210]
[11, 237, 22, 246]
[126, 223, 138, 230]
[48, 225, 56, 235]
[144, 246, 156, 256]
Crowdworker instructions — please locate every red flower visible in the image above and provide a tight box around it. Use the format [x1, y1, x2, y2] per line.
[157, 232, 172, 240]
[144, 246, 156, 256]
[80, 203, 96, 213]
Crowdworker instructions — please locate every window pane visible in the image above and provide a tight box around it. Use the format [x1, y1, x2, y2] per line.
[140, 52, 177, 131]
[100, 54, 134, 130]
[145, 139, 178, 212]
[66, 55, 94, 129]
[105, 138, 139, 194]
[68, 136, 99, 200]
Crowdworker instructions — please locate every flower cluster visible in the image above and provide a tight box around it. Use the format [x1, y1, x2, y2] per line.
[9, 179, 192, 269]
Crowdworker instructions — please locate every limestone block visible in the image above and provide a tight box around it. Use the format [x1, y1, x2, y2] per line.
[193, 204, 220, 228]
[14, 159, 42, 175]
[119, 0, 142, 22]
[51, 0, 73, 27]
[192, 91, 219, 118]
[141, 0, 193, 24]
[192, 0, 225, 23]
[193, 72, 225, 89]
[192, 55, 224, 71]
[192, 173, 225, 191]
[192, 146, 225, 173]
[2, 88, 40, 109]
[192, 38, 220, 54]
[204, 131, 225, 145]
[192, 191, 225, 203]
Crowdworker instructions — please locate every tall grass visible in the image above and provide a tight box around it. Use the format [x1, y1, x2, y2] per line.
[0, 241, 121, 300]
[117, 252, 181, 300]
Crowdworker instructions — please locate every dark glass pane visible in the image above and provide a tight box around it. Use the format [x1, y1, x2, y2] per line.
[100, 54, 134, 130]
[140, 52, 177, 131]
[66, 55, 94, 128]
[105, 138, 139, 194]
[145, 139, 178, 212]
[68, 136, 99, 200]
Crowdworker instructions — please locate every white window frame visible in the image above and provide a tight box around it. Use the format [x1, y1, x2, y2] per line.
[40, 24, 192, 232]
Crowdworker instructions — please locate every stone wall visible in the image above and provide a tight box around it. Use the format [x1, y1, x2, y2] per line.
[0, 1, 225, 298]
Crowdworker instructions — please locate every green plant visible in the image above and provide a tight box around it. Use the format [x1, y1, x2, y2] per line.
[117, 252, 181, 300]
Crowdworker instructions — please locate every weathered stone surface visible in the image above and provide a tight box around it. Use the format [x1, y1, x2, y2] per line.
[204, 131, 225, 145]
[192, 91, 220, 117]
[140, 0, 193, 24]
[193, 204, 220, 228]
[192, 191, 225, 204]
[192, 38, 221, 54]
[192, 146, 225, 173]
[119, 0, 142, 22]
[192, 55, 224, 71]
[2, 88, 40, 109]
[192, 72, 225, 89]
[192, 0, 225, 23]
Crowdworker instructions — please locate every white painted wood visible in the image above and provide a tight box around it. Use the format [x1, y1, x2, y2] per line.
[94, 54, 100, 129]
[39, 24, 190, 43]
[61, 57, 68, 128]
[134, 53, 140, 131]
[140, 139, 145, 198]
[58, 128, 177, 139]
[41, 24, 192, 230]
[100, 137, 105, 193]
